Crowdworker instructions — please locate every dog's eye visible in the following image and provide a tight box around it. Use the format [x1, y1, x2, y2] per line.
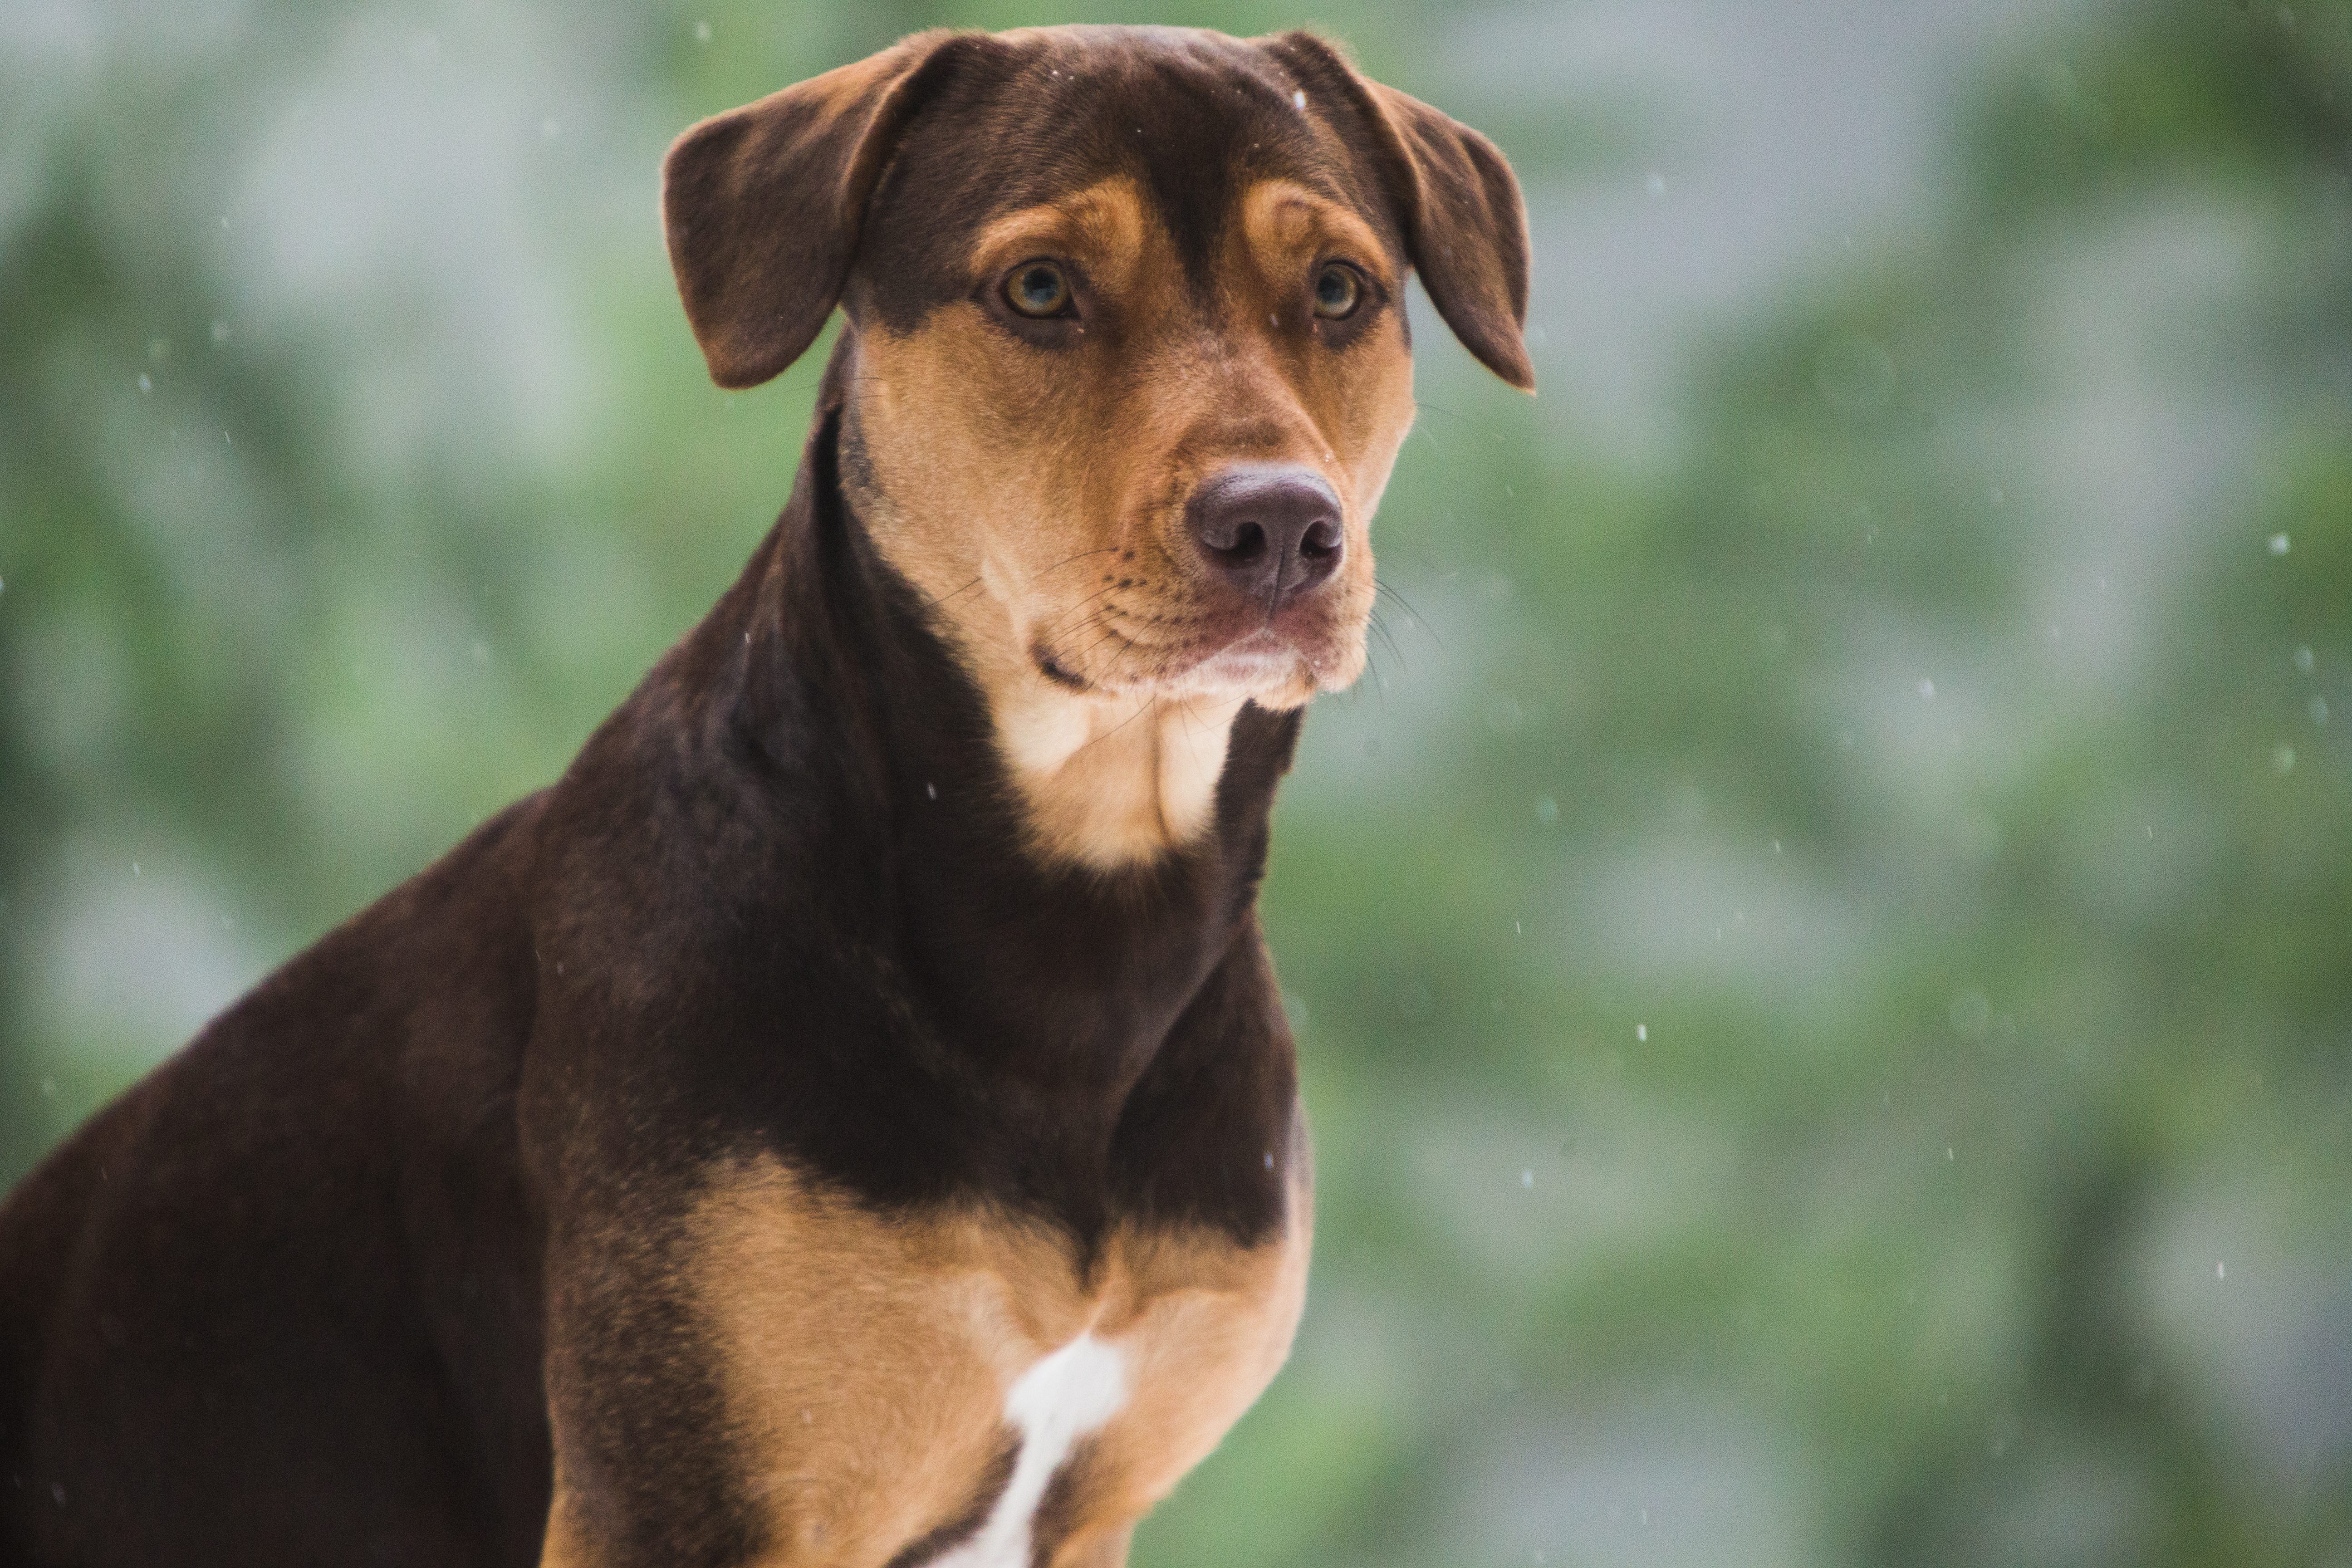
[1312, 264, 1362, 320]
[1005, 261, 1073, 318]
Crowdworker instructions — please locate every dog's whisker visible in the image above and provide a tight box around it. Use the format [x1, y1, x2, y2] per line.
[1367, 607, 1407, 677]
[1045, 587, 1119, 637]
[1374, 578, 1445, 652]
[922, 575, 985, 610]
[1027, 547, 1122, 584]
[1068, 611, 1141, 669]
[1068, 681, 1162, 761]
[1051, 607, 1109, 659]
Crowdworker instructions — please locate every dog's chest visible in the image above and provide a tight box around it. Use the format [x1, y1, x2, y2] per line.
[925, 1332, 1126, 1568]
[690, 1154, 1309, 1567]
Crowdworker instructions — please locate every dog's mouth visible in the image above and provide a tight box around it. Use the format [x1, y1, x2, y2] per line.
[1185, 625, 1346, 692]
[1033, 647, 1093, 691]
[1027, 597, 1364, 701]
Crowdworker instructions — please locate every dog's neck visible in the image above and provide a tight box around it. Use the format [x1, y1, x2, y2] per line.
[946, 635, 1248, 870]
[730, 397, 1294, 1088]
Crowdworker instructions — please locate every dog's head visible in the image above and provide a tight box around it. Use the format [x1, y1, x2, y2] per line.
[664, 27, 1529, 862]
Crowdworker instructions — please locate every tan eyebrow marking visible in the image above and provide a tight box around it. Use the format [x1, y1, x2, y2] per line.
[970, 176, 1155, 295]
[1238, 178, 1393, 292]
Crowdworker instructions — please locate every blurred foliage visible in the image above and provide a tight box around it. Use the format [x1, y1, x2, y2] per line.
[4, 0, 2349, 1564]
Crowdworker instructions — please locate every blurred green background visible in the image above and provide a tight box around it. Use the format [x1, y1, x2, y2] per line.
[5, 0, 2350, 1562]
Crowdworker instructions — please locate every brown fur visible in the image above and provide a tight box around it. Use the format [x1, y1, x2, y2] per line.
[0, 26, 1528, 1568]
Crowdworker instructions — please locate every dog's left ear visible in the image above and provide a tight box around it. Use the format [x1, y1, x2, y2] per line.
[1271, 34, 1535, 392]
[662, 31, 975, 390]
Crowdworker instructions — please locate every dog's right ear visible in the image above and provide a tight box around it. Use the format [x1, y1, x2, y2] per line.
[662, 31, 970, 390]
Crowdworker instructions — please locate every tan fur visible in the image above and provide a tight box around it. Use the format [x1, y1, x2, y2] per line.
[537, 1467, 593, 1568]
[684, 1153, 1311, 1567]
[845, 176, 1416, 870]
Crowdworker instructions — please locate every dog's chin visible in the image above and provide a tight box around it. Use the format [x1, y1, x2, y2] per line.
[1080, 622, 1368, 711]
[1183, 627, 1360, 709]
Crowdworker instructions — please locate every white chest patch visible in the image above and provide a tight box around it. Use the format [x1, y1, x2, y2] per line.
[932, 1333, 1129, 1568]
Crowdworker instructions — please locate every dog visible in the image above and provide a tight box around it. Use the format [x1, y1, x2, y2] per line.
[0, 25, 1529, 1567]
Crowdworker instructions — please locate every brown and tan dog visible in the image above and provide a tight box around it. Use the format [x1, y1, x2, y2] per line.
[0, 25, 1528, 1567]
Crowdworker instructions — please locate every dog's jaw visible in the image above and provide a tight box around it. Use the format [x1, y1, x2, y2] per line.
[888, 523, 1262, 870]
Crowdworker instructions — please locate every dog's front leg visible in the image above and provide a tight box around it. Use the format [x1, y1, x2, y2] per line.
[531, 1156, 1089, 1568]
[529, 1187, 785, 1568]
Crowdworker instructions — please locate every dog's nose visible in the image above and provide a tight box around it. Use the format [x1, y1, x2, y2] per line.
[1186, 465, 1345, 601]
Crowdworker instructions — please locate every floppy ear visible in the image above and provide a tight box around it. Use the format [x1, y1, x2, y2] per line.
[662, 31, 970, 390]
[1272, 34, 1534, 392]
